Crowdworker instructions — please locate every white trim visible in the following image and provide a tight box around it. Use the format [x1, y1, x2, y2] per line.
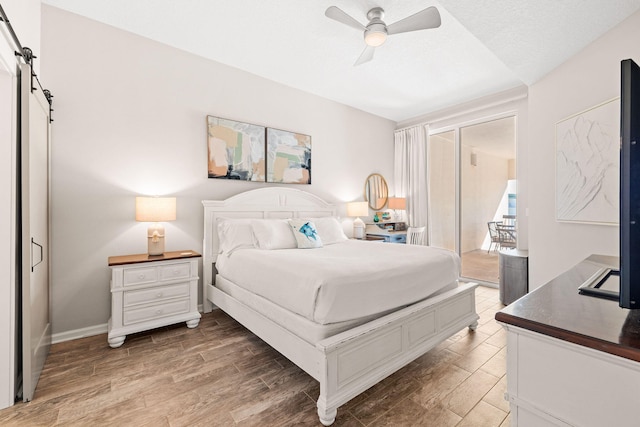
[0, 46, 17, 411]
[51, 323, 108, 345]
[428, 109, 519, 137]
[396, 85, 527, 131]
[50, 302, 205, 344]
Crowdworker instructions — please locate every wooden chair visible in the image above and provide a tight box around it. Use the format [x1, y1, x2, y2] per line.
[406, 226, 426, 245]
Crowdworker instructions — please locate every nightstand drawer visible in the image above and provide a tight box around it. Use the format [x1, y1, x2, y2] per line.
[159, 263, 190, 281]
[123, 298, 190, 325]
[123, 267, 158, 286]
[123, 283, 190, 307]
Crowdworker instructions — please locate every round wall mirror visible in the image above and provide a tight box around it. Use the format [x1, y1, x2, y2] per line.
[364, 173, 388, 210]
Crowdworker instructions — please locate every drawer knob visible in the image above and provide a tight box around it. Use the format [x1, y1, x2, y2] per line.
[173, 270, 179, 275]
[156, 292, 163, 298]
[138, 274, 145, 279]
[155, 309, 162, 315]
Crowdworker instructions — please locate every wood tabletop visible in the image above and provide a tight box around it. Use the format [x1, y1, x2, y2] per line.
[108, 250, 201, 266]
[495, 254, 640, 362]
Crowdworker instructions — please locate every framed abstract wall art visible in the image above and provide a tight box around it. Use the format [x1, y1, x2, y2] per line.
[207, 116, 266, 181]
[266, 127, 311, 184]
[555, 98, 619, 224]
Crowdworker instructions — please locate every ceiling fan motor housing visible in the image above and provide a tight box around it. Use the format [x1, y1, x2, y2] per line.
[366, 7, 385, 21]
[364, 8, 388, 47]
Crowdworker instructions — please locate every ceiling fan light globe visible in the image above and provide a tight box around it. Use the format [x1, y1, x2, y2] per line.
[364, 28, 387, 47]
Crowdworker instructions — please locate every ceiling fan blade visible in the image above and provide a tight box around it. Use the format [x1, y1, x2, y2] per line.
[387, 6, 441, 35]
[325, 6, 366, 31]
[354, 46, 375, 66]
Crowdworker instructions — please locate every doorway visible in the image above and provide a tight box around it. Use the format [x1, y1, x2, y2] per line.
[0, 62, 16, 410]
[428, 116, 516, 284]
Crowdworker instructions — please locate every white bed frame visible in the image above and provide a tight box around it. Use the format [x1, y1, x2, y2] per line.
[202, 187, 479, 425]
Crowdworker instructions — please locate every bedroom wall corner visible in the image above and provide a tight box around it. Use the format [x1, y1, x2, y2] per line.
[40, 5, 396, 338]
[527, 9, 640, 289]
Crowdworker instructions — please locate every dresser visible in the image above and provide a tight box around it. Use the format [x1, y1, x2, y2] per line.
[496, 255, 640, 426]
[107, 250, 201, 348]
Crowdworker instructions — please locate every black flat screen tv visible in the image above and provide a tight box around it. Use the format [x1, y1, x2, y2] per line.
[620, 58, 640, 309]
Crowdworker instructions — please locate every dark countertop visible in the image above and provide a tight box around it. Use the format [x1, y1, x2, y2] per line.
[495, 254, 640, 362]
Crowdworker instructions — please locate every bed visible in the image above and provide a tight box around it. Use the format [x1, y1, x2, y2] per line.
[202, 187, 479, 425]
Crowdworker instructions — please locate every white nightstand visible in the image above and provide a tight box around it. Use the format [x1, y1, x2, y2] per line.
[107, 250, 202, 348]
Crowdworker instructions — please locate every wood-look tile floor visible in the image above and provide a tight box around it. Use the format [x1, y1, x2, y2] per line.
[0, 286, 508, 426]
[461, 250, 500, 284]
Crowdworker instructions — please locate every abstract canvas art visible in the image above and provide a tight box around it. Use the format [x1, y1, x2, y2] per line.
[555, 98, 619, 224]
[266, 128, 311, 184]
[207, 116, 266, 181]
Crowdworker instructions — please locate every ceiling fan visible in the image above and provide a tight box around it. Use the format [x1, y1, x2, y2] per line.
[325, 5, 441, 66]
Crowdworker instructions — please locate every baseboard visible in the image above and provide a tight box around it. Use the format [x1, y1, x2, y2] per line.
[52, 304, 206, 344]
[51, 323, 108, 344]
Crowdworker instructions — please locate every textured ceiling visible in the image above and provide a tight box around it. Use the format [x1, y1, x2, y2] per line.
[42, 0, 640, 122]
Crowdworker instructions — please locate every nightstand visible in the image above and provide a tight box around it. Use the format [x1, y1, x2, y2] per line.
[107, 250, 201, 348]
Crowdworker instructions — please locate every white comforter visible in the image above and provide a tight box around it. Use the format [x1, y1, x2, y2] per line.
[215, 240, 460, 324]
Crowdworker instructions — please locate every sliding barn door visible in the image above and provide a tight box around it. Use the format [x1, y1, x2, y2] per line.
[20, 63, 51, 402]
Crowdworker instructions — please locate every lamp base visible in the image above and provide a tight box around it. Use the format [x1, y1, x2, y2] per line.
[353, 217, 365, 239]
[147, 224, 165, 256]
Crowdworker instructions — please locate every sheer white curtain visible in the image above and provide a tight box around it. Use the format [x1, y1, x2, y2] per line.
[394, 125, 429, 242]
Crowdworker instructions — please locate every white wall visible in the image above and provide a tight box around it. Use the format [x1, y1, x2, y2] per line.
[528, 10, 640, 289]
[41, 6, 396, 337]
[460, 147, 510, 252]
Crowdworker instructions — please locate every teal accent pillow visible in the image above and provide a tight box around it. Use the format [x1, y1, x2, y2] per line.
[288, 219, 323, 249]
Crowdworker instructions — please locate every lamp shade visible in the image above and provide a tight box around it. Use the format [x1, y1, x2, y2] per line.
[347, 201, 368, 217]
[388, 197, 406, 210]
[135, 197, 176, 222]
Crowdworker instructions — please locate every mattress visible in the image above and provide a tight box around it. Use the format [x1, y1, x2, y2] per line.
[215, 240, 460, 324]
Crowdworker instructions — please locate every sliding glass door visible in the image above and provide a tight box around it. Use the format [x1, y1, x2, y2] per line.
[428, 116, 516, 284]
[428, 130, 455, 251]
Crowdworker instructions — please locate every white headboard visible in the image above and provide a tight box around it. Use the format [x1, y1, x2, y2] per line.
[202, 187, 336, 310]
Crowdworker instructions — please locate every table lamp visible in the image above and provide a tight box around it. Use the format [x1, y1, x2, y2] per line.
[347, 201, 368, 239]
[135, 196, 176, 255]
[388, 197, 406, 220]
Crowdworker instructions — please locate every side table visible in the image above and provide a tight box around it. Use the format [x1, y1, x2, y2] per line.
[107, 250, 201, 348]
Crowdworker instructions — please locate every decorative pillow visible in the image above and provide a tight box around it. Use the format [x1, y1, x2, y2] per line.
[308, 217, 348, 245]
[288, 219, 323, 249]
[252, 219, 297, 250]
[217, 218, 256, 255]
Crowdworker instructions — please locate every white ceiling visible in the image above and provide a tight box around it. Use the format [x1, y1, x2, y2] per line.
[42, 0, 640, 122]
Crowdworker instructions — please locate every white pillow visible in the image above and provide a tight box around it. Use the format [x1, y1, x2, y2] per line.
[217, 218, 256, 255]
[309, 217, 348, 245]
[288, 219, 323, 249]
[252, 219, 297, 250]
